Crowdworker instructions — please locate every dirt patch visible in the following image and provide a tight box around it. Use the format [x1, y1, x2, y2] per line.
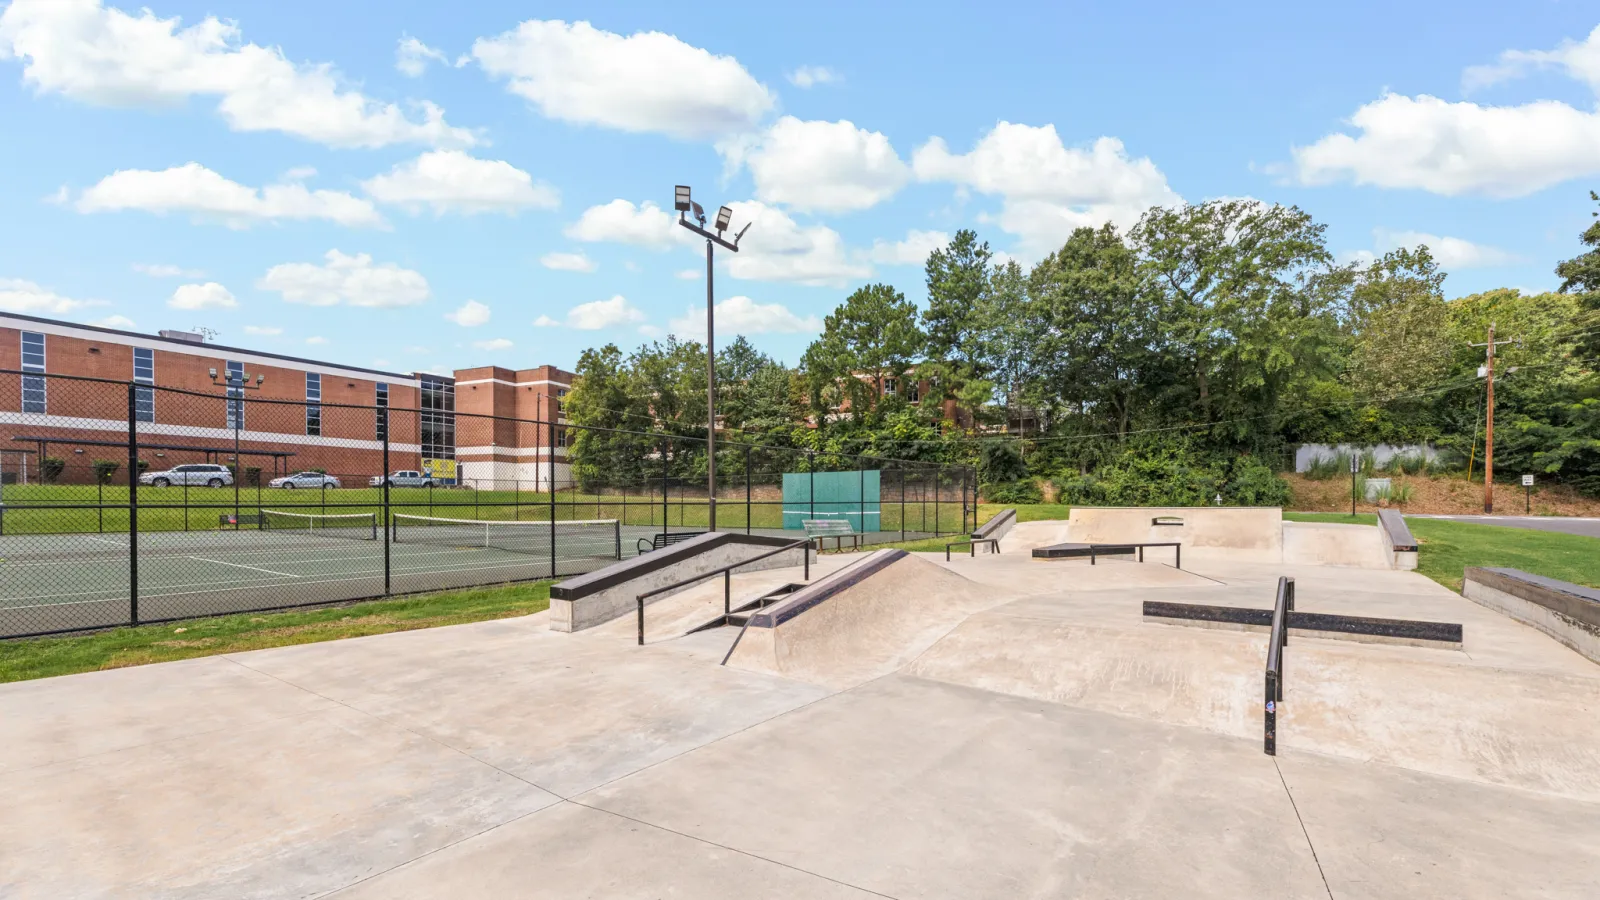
[1287, 473, 1600, 516]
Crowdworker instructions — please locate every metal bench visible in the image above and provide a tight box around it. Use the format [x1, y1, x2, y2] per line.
[637, 531, 706, 554]
[803, 518, 863, 551]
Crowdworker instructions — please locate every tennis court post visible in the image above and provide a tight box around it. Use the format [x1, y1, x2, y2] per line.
[127, 383, 139, 626]
[381, 417, 391, 595]
[548, 411, 556, 578]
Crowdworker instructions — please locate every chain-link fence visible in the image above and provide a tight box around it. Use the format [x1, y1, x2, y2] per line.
[0, 371, 974, 638]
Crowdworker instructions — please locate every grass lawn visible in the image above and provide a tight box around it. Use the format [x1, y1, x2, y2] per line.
[1285, 511, 1600, 591]
[0, 581, 550, 684]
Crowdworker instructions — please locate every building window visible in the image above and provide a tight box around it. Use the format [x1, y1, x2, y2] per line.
[226, 360, 245, 430]
[305, 372, 322, 436]
[20, 331, 45, 414]
[556, 427, 567, 449]
[882, 377, 897, 396]
[420, 376, 456, 476]
[133, 347, 155, 423]
[375, 383, 388, 441]
[907, 382, 920, 404]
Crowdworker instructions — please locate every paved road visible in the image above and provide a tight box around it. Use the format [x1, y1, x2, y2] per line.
[1407, 514, 1600, 539]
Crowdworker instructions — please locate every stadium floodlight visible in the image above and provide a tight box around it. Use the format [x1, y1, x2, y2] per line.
[715, 205, 732, 233]
[674, 185, 692, 212]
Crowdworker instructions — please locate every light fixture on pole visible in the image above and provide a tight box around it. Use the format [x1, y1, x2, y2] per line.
[674, 185, 750, 533]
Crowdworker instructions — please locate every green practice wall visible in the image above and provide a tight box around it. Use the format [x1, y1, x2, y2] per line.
[782, 470, 881, 532]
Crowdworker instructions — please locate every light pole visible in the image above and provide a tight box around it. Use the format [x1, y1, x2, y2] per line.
[674, 185, 751, 533]
[211, 368, 264, 528]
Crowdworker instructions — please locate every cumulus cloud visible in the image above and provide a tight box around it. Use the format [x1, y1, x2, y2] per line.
[0, 0, 476, 148]
[89, 314, 136, 329]
[133, 262, 203, 278]
[1463, 25, 1600, 94]
[539, 295, 648, 330]
[913, 123, 1179, 253]
[471, 19, 773, 139]
[444, 299, 491, 326]
[668, 295, 821, 339]
[565, 199, 691, 249]
[76, 163, 385, 228]
[869, 229, 951, 266]
[257, 250, 430, 308]
[0, 277, 101, 315]
[361, 150, 559, 214]
[540, 251, 597, 272]
[473, 337, 513, 351]
[1367, 229, 1520, 269]
[721, 201, 872, 287]
[787, 65, 840, 88]
[242, 325, 282, 336]
[396, 36, 448, 77]
[532, 314, 560, 327]
[721, 117, 909, 213]
[168, 282, 236, 310]
[676, 269, 701, 280]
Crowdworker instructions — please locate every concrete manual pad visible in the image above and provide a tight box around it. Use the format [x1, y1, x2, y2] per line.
[581, 674, 1331, 899]
[331, 800, 882, 900]
[0, 703, 557, 900]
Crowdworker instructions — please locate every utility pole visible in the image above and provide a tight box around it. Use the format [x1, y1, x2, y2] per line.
[1472, 323, 1519, 514]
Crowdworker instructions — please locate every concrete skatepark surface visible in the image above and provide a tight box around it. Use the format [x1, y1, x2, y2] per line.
[2, 516, 1598, 898]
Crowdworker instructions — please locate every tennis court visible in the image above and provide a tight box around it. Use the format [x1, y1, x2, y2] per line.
[0, 512, 641, 636]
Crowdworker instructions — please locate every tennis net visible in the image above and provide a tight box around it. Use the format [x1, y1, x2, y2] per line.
[390, 515, 622, 559]
[260, 509, 378, 541]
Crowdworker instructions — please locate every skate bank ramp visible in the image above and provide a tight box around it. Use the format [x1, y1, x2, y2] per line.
[725, 549, 992, 689]
[1067, 507, 1282, 563]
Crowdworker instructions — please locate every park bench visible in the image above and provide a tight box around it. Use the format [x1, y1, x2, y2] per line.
[803, 518, 864, 551]
[636, 531, 706, 554]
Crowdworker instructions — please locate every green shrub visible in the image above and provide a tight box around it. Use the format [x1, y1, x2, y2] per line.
[982, 479, 1043, 504]
[1389, 452, 1429, 476]
[1224, 455, 1292, 506]
[91, 459, 121, 483]
[40, 456, 65, 483]
[1391, 482, 1415, 505]
[1051, 473, 1099, 505]
[978, 440, 1028, 484]
[1304, 453, 1343, 480]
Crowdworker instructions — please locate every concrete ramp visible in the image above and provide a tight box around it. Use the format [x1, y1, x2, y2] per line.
[725, 549, 993, 689]
[1067, 507, 1282, 562]
[1282, 521, 1388, 568]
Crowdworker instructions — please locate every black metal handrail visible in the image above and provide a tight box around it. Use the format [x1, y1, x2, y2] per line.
[636, 538, 811, 645]
[1264, 575, 1295, 756]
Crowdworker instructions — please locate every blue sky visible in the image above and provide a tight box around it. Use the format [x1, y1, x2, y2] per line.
[2, 0, 1599, 375]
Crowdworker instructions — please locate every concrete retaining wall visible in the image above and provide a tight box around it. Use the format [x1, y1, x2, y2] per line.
[1067, 507, 1283, 562]
[548, 533, 812, 633]
[1462, 567, 1600, 665]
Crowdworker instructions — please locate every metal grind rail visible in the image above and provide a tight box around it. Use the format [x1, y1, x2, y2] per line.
[1264, 575, 1295, 756]
[635, 539, 811, 646]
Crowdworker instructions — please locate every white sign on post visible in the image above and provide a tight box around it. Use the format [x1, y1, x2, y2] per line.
[1522, 474, 1535, 486]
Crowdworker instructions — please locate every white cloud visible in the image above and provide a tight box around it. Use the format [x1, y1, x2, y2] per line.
[532, 314, 560, 327]
[869, 229, 951, 266]
[132, 262, 203, 278]
[1290, 93, 1600, 198]
[242, 325, 282, 336]
[1371, 229, 1520, 269]
[305, 336, 328, 345]
[168, 282, 236, 310]
[89, 314, 135, 329]
[396, 36, 448, 77]
[913, 123, 1179, 253]
[1463, 25, 1600, 94]
[0, 278, 100, 315]
[668, 295, 821, 339]
[77, 163, 385, 228]
[721, 117, 909, 213]
[722, 200, 872, 287]
[540, 251, 597, 272]
[565, 199, 691, 249]
[787, 65, 840, 89]
[258, 250, 430, 308]
[676, 268, 701, 280]
[473, 337, 514, 351]
[281, 166, 317, 182]
[565, 295, 647, 330]
[444, 299, 491, 326]
[471, 19, 773, 139]
[362, 150, 559, 214]
[0, 0, 475, 149]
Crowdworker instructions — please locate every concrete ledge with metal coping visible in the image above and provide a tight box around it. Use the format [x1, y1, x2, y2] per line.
[1462, 567, 1600, 664]
[1142, 600, 1463, 649]
[747, 549, 907, 628]
[1378, 509, 1418, 570]
[971, 508, 1017, 541]
[548, 532, 813, 633]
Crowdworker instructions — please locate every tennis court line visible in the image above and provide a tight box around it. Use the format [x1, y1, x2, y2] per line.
[189, 556, 300, 577]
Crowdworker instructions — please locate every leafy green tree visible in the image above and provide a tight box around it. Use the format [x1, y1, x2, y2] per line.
[1338, 247, 1456, 440]
[802, 283, 924, 422]
[1555, 191, 1600, 294]
[922, 229, 993, 365]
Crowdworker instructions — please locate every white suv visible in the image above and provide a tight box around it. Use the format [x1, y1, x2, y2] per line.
[368, 470, 434, 487]
[141, 464, 234, 488]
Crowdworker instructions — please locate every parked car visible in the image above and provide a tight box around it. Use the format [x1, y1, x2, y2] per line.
[368, 470, 434, 487]
[268, 471, 342, 489]
[140, 464, 233, 488]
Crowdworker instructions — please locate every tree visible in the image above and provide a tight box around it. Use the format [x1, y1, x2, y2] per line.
[802, 283, 924, 422]
[1555, 190, 1600, 295]
[922, 229, 993, 365]
[1341, 247, 1455, 432]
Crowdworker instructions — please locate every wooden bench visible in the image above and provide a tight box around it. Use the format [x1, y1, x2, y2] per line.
[636, 531, 706, 554]
[803, 519, 863, 551]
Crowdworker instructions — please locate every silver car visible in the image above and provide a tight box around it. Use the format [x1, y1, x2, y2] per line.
[141, 464, 233, 488]
[268, 471, 342, 489]
[368, 470, 433, 487]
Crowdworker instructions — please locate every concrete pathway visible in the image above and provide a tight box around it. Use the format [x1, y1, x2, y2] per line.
[1, 521, 1597, 898]
[1408, 513, 1600, 539]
